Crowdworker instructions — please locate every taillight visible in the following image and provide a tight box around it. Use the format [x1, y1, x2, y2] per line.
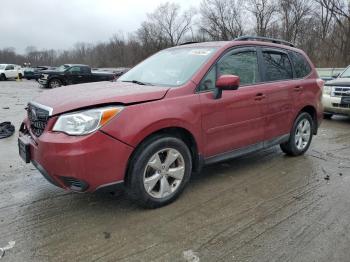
[317, 78, 324, 89]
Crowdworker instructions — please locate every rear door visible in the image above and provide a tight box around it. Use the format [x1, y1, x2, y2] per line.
[199, 47, 267, 157]
[256, 48, 296, 141]
[288, 51, 313, 115]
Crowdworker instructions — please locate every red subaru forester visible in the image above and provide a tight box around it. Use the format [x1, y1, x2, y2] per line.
[19, 36, 324, 208]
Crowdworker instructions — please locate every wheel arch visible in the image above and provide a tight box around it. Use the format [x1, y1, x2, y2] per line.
[297, 105, 318, 134]
[124, 126, 201, 187]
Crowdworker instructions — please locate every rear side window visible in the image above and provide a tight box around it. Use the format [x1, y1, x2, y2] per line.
[289, 51, 312, 78]
[81, 67, 90, 74]
[262, 51, 293, 81]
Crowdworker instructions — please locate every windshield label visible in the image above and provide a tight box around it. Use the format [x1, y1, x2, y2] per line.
[189, 49, 212, 56]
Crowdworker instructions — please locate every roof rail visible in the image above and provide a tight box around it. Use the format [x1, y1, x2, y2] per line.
[179, 41, 198, 46]
[234, 35, 295, 47]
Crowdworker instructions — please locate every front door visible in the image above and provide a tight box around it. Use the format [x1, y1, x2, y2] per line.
[199, 47, 266, 157]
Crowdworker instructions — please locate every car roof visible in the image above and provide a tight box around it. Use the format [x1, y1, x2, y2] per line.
[0, 64, 21, 67]
[64, 64, 89, 67]
[172, 40, 302, 53]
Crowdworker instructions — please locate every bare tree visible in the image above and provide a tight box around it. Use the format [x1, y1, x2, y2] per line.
[140, 2, 194, 47]
[317, 0, 350, 64]
[1, 0, 350, 68]
[314, 0, 335, 40]
[247, 0, 277, 36]
[137, 20, 169, 55]
[277, 0, 312, 42]
[199, 0, 244, 40]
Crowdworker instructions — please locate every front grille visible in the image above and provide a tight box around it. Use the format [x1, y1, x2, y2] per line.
[333, 87, 350, 97]
[60, 177, 88, 192]
[332, 103, 350, 108]
[27, 103, 50, 137]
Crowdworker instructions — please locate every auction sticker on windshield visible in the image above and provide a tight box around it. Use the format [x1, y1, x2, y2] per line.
[189, 49, 213, 56]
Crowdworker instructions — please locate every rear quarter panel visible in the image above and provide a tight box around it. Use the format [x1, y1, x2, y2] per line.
[292, 73, 323, 130]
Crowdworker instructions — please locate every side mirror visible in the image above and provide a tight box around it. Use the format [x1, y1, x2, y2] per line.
[214, 75, 240, 99]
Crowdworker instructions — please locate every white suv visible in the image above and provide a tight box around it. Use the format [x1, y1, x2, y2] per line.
[0, 64, 24, 81]
[323, 65, 350, 118]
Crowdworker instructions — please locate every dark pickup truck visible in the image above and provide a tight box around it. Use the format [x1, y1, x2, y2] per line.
[38, 64, 116, 88]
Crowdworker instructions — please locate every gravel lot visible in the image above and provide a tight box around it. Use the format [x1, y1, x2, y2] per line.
[0, 80, 350, 262]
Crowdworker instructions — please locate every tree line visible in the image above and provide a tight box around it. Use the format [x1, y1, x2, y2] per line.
[0, 0, 349, 68]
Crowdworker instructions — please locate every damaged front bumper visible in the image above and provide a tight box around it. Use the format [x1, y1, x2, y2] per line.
[18, 120, 133, 193]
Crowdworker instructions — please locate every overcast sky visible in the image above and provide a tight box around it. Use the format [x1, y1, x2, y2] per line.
[0, 0, 198, 54]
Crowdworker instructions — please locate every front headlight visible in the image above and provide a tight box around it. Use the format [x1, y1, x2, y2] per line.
[53, 106, 123, 135]
[323, 86, 333, 95]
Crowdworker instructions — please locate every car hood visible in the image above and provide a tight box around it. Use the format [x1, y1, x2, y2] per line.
[325, 78, 350, 86]
[33, 81, 170, 115]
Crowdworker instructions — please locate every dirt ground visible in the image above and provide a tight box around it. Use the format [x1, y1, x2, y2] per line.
[0, 80, 350, 262]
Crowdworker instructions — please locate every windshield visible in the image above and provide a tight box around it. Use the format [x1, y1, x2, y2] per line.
[57, 65, 70, 72]
[340, 67, 350, 78]
[0, 64, 5, 70]
[118, 47, 217, 86]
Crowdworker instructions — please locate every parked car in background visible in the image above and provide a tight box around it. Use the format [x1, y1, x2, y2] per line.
[38, 64, 116, 88]
[0, 64, 23, 80]
[93, 67, 130, 78]
[19, 36, 323, 208]
[317, 68, 345, 82]
[323, 65, 350, 118]
[24, 66, 54, 80]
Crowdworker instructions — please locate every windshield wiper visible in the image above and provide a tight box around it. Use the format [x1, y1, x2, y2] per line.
[122, 80, 153, 86]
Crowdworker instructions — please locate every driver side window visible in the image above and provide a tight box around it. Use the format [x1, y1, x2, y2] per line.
[199, 50, 259, 92]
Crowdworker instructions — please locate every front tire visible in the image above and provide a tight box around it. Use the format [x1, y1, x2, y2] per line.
[48, 79, 62, 88]
[280, 112, 313, 156]
[0, 74, 6, 81]
[127, 136, 192, 208]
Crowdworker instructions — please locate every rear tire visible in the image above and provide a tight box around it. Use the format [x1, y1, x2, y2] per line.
[323, 112, 333, 119]
[0, 74, 6, 81]
[280, 112, 313, 156]
[18, 73, 23, 79]
[127, 135, 192, 208]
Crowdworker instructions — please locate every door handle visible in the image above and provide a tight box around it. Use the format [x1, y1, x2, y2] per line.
[294, 86, 303, 92]
[254, 93, 266, 101]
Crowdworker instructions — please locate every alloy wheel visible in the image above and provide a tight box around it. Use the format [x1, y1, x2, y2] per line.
[295, 119, 311, 150]
[143, 148, 185, 199]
